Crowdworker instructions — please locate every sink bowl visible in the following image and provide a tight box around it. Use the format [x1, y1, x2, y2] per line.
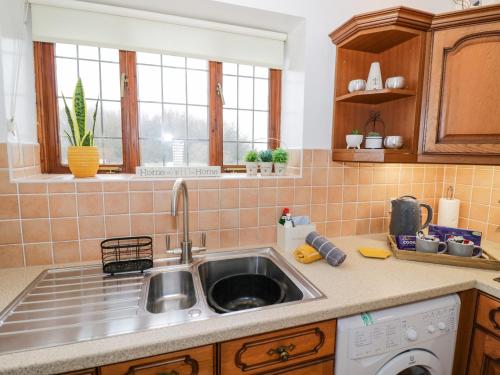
[198, 256, 304, 313]
[146, 270, 196, 313]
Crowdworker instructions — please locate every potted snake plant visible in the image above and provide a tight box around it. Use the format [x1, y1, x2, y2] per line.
[63, 78, 100, 178]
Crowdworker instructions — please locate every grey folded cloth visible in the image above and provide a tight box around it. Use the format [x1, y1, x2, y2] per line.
[305, 231, 347, 266]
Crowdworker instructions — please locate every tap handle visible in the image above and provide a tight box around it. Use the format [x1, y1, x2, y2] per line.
[165, 234, 171, 251]
[201, 232, 207, 248]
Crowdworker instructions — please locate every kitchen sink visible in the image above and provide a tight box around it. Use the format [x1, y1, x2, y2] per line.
[0, 247, 324, 354]
[146, 271, 196, 313]
[198, 256, 304, 313]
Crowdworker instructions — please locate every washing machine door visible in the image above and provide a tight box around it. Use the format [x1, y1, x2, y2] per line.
[376, 349, 443, 375]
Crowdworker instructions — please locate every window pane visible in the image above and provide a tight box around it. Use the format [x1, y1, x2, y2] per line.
[137, 65, 162, 102]
[55, 44, 122, 166]
[223, 109, 237, 141]
[55, 43, 76, 58]
[188, 141, 208, 165]
[223, 75, 237, 108]
[223, 142, 237, 165]
[137, 52, 209, 166]
[187, 70, 207, 105]
[222, 63, 272, 165]
[138, 103, 162, 139]
[79, 60, 100, 99]
[254, 112, 268, 142]
[238, 77, 253, 109]
[100, 62, 120, 100]
[164, 104, 186, 139]
[136, 52, 161, 65]
[187, 106, 208, 139]
[101, 101, 122, 137]
[100, 48, 119, 62]
[254, 79, 269, 111]
[140, 139, 167, 166]
[56, 58, 77, 97]
[254, 66, 269, 79]
[187, 58, 207, 70]
[238, 110, 252, 142]
[162, 55, 185, 68]
[78, 45, 99, 60]
[163, 67, 186, 103]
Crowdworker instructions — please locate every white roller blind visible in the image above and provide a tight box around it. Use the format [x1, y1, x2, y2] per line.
[30, 0, 286, 68]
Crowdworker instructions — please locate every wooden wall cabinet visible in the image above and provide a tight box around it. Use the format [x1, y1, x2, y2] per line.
[330, 5, 500, 165]
[419, 5, 500, 165]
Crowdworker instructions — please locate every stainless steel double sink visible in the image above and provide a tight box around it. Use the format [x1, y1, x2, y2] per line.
[0, 247, 324, 354]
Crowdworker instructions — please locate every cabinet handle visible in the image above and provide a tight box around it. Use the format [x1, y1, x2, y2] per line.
[267, 344, 296, 361]
[489, 307, 500, 330]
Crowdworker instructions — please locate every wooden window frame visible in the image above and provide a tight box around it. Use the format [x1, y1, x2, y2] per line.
[35, 42, 282, 174]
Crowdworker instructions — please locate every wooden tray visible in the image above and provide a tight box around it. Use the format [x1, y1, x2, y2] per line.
[387, 235, 500, 271]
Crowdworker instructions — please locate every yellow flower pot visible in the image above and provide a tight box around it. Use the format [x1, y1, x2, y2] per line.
[67, 146, 100, 178]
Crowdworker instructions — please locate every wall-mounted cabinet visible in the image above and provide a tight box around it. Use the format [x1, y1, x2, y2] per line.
[330, 5, 500, 165]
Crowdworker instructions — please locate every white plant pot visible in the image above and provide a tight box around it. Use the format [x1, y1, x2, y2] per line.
[274, 163, 287, 176]
[365, 136, 383, 149]
[366, 61, 383, 90]
[260, 162, 273, 176]
[346, 134, 364, 149]
[245, 162, 258, 176]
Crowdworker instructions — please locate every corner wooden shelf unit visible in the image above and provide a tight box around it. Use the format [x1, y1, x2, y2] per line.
[329, 7, 434, 163]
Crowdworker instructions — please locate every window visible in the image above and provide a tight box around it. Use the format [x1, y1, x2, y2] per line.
[34, 42, 281, 173]
[54, 43, 123, 165]
[222, 63, 270, 165]
[136, 52, 209, 166]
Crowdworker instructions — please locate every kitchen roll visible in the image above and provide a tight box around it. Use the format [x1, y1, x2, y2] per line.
[438, 198, 460, 228]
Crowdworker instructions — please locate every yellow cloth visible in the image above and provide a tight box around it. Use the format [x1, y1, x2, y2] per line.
[293, 244, 322, 264]
[358, 247, 391, 259]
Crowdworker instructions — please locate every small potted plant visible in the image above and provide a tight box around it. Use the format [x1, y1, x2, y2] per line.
[365, 131, 383, 149]
[258, 150, 273, 176]
[63, 78, 100, 178]
[272, 148, 289, 175]
[346, 129, 363, 149]
[243, 150, 259, 176]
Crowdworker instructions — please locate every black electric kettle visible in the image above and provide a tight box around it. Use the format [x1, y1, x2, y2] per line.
[389, 196, 433, 236]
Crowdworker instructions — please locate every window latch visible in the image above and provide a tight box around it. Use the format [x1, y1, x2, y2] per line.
[216, 82, 225, 105]
[120, 73, 129, 98]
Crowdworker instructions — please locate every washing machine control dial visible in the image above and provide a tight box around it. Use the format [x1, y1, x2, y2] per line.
[427, 325, 436, 334]
[438, 322, 446, 330]
[405, 328, 418, 341]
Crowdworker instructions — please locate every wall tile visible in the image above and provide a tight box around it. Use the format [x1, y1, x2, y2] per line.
[0, 195, 19, 219]
[53, 241, 80, 264]
[0, 244, 24, 268]
[49, 194, 77, 218]
[0, 220, 22, 244]
[25, 243, 52, 266]
[19, 195, 48, 219]
[51, 218, 78, 241]
[77, 193, 104, 216]
[79, 216, 105, 239]
[22, 219, 50, 243]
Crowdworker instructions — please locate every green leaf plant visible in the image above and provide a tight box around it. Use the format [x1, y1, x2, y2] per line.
[63, 78, 99, 147]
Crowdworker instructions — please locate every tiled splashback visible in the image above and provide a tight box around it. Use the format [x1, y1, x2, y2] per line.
[0, 144, 498, 268]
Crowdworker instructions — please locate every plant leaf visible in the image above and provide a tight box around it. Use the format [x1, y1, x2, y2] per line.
[73, 78, 87, 146]
[81, 131, 92, 147]
[91, 100, 99, 147]
[64, 130, 75, 146]
[62, 94, 79, 145]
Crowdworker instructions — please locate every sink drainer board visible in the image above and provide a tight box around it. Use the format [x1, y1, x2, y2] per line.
[0, 247, 324, 355]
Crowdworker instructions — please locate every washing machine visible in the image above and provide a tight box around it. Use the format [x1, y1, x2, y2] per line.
[335, 294, 460, 375]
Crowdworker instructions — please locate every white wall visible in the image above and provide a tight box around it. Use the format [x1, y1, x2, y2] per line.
[219, 0, 455, 149]
[0, 0, 37, 144]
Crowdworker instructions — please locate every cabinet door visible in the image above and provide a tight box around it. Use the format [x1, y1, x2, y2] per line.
[218, 319, 336, 375]
[421, 18, 500, 159]
[99, 345, 214, 375]
[469, 329, 500, 375]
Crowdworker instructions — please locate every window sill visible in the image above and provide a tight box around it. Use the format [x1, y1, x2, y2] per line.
[12, 171, 301, 184]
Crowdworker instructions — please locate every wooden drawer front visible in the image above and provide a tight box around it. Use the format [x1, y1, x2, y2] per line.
[267, 359, 334, 375]
[59, 370, 97, 375]
[100, 345, 214, 375]
[477, 293, 500, 336]
[219, 319, 336, 375]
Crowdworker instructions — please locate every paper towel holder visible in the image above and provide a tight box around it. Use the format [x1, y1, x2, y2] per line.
[446, 186, 454, 200]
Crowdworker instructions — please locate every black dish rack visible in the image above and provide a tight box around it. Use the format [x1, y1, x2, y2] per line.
[101, 236, 153, 275]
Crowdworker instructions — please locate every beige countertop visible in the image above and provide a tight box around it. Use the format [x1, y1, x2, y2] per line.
[0, 234, 499, 374]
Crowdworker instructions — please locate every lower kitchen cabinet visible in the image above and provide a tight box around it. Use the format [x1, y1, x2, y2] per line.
[467, 293, 500, 375]
[99, 345, 214, 375]
[265, 359, 334, 374]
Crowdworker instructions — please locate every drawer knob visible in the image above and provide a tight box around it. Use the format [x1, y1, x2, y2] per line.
[489, 307, 500, 330]
[267, 344, 296, 361]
